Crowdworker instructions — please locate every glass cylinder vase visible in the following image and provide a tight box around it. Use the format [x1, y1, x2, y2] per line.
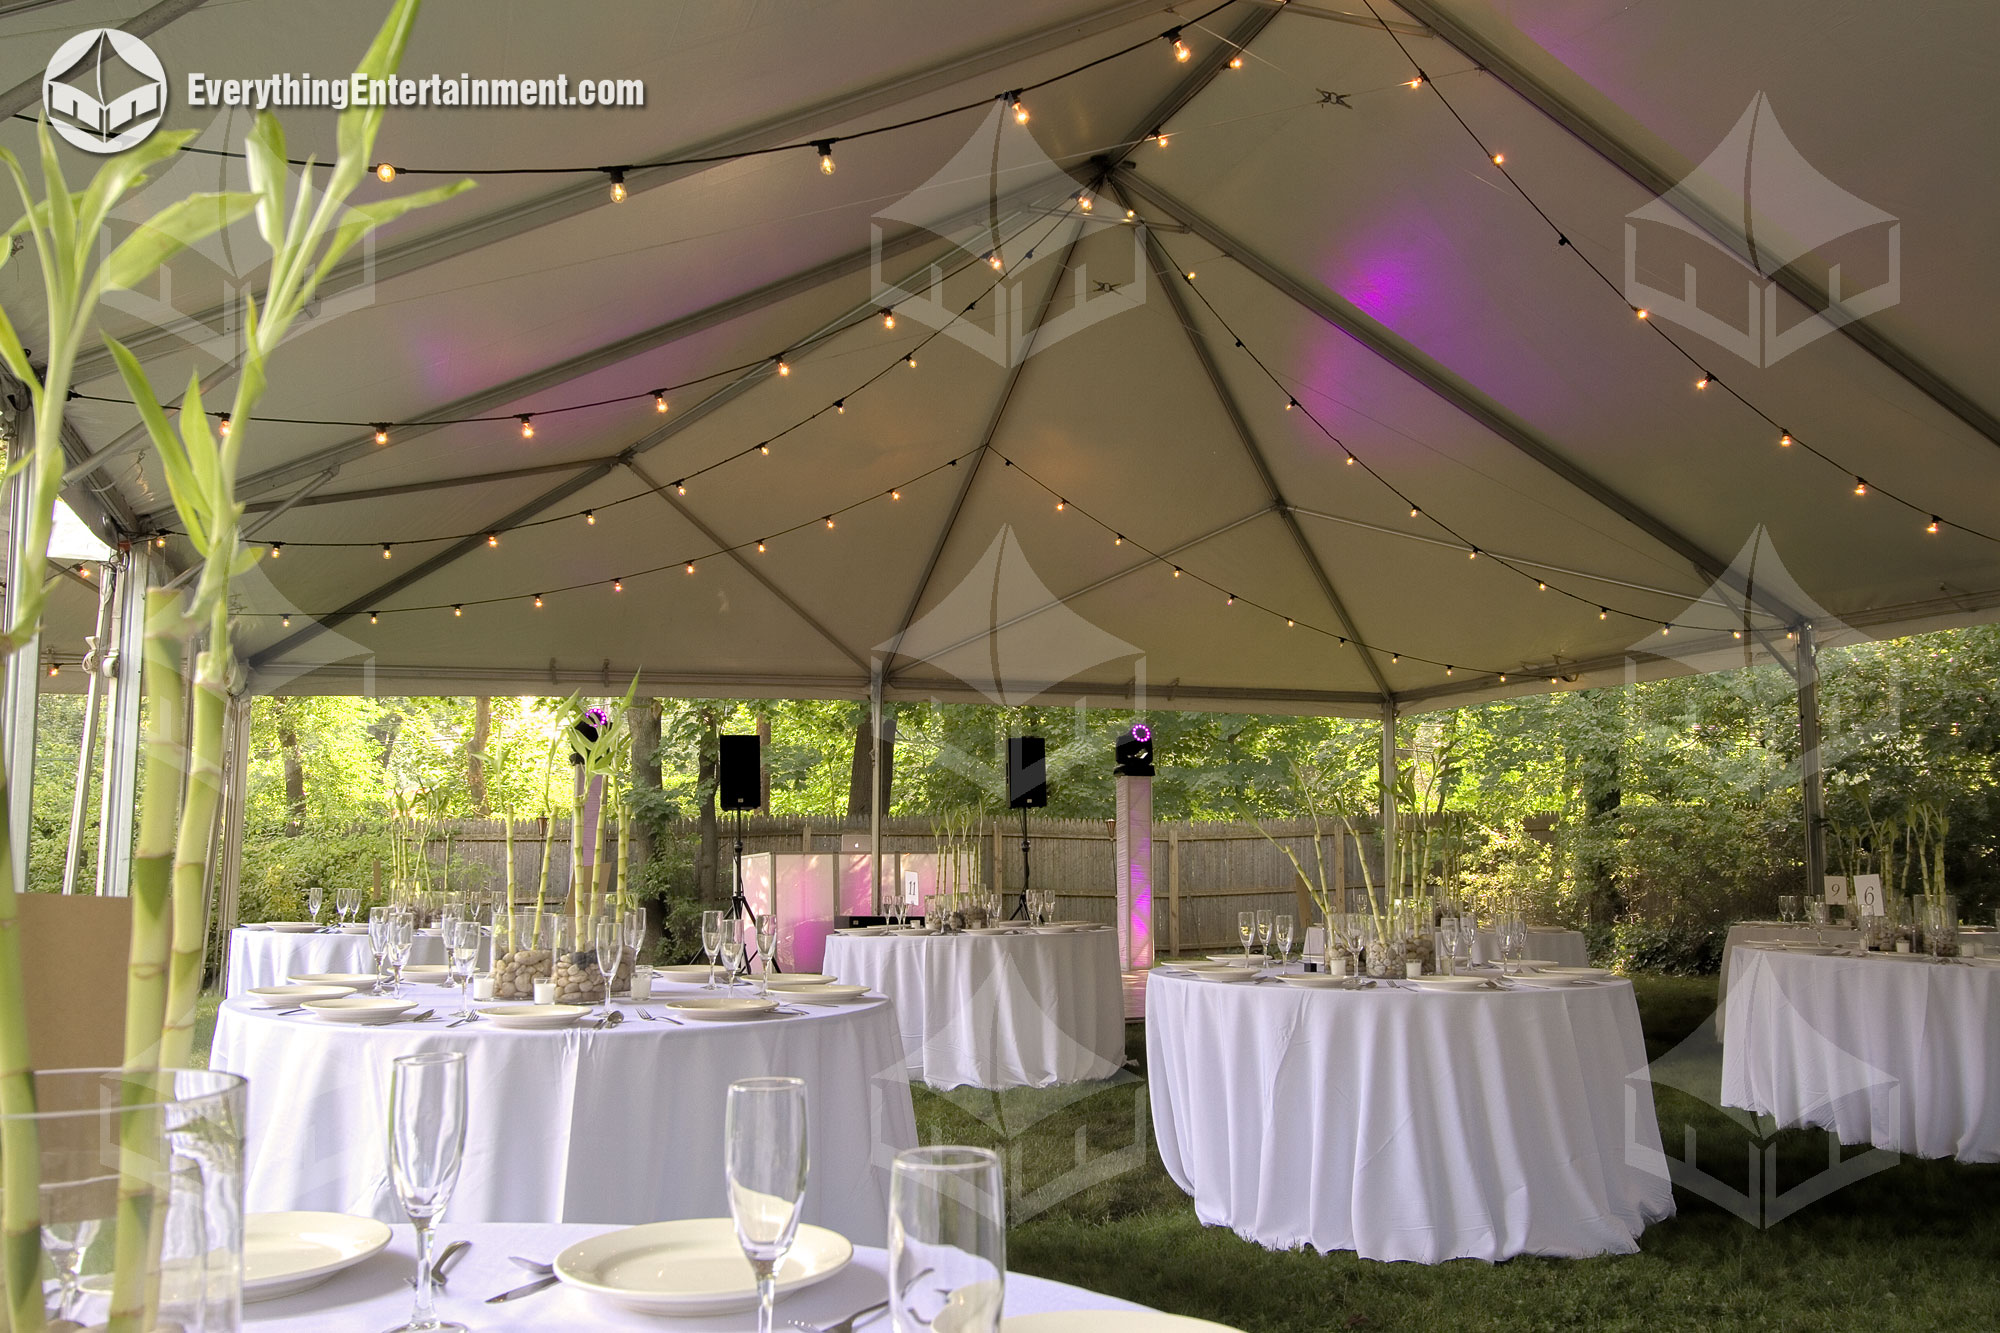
[492, 911, 559, 1000]
[8, 1067, 246, 1332]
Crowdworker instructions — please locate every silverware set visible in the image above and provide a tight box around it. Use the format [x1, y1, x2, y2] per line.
[485, 1255, 558, 1304]
[402, 1238, 470, 1292]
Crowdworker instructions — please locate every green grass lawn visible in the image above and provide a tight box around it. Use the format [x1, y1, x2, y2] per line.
[191, 977, 2000, 1330]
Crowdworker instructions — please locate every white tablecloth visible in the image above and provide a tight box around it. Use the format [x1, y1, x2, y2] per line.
[210, 982, 918, 1245]
[1146, 970, 1674, 1263]
[1470, 927, 1591, 968]
[224, 927, 444, 996]
[244, 1222, 1146, 1330]
[822, 929, 1125, 1090]
[1720, 947, 2000, 1161]
[1717, 923, 1862, 1009]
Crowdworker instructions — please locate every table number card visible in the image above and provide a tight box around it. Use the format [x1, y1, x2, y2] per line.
[902, 870, 921, 905]
[1823, 875, 1852, 906]
[1851, 873, 1885, 917]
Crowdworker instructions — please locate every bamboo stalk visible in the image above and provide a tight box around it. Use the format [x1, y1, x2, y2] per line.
[161, 659, 226, 1068]
[0, 764, 47, 1333]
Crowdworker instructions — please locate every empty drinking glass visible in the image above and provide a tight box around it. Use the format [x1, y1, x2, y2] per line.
[387, 911, 417, 996]
[593, 917, 626, 1022]
[890, 1146, 1005, 1333]
[726, 1077, 810, 1333]
[386, 1051, 468, 1333]
[719, 931, 746, 997]
[305, 885, 324, 924]
[1440, 916, 1465, 976]
[1237, 911, 1255, 960]
[755, 915, 779, 995]
[368, 906, 397, 994]
[1273, 913, 1294, 965]
[446, 920, 481, 1017]
[1255, 909, 1274, 959]
[701, 909, 726, 989]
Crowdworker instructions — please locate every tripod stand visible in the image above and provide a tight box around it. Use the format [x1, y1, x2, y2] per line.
[1011, 805, 1032, 919]
[724, 808, 778, 973]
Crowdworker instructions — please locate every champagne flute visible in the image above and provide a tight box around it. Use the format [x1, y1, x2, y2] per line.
[890, 1146, 1005, 1333]
[755, 915, 780, 995]
[726, 1077, 810, 1333]
[385, 1051, 468, 1333]
[719, 933, 746, 999]
[1255, 909, 1274, 960]
[446, 920, 480, 1017]
[701, 909, 725, 990]
[1273, 913, 1294, 966]
[388, 910, 416, 997]
[1237, 911, 1255, 961]
[593, 917, 625, 1022]
[368, 905, 396, 995]
[306, 885, 324, 926]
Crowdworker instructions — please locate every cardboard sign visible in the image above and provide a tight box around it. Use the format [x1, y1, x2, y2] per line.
[1823, 875, 1852, 906]
[1852, 873, 1885, 917]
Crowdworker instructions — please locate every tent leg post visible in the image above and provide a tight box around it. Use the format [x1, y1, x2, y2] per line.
[868, 665, 883, 914]
[1797, 622, 1826, 892]
[1379, 701, 1398, 907]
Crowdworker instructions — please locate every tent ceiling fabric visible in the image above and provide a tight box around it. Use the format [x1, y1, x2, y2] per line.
[7, 0, 1999, 714]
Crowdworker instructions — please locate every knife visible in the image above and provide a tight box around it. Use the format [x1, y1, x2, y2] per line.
[485, 1273, 560, 1304]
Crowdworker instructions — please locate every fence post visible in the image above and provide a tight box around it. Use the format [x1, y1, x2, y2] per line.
[1168, 825, 1181, 958]
[800, 820, 812, 854]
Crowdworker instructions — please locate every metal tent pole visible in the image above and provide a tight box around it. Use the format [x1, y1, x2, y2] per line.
[1379, 700, 1399, 908]
[61, 562, 117, 893]
[1797, 622, 1826, 892]
[1, 415, 41, 895]
[94, 551, 150, 896]
[868, 666, 883, 914]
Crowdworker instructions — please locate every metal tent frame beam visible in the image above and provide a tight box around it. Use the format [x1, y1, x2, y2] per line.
[1395, 0, 2000, 453]
[1116, 172, 1805, 629]
[0, 0, 210, 120]
[70, 0, 1178, 384]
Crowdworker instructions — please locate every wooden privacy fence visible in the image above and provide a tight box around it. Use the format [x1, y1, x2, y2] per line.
[407, 814, 1409, 953]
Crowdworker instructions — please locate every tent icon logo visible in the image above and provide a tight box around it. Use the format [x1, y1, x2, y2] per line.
[43, 28, 169, 154]
[1624, 94, 1899, 367]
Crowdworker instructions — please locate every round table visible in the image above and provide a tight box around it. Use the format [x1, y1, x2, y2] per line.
[1146, 969, 1674, 1263]
[243, 1221, 1148, 1330]
[822, 927, 1125, 1090]
[1471, 926, 1591, 968]
[224, 926, 444, 996]
[209, 980, 918, 1245]
[1721, 946, 2000, 1161]
[1716, 923, 1863, 1012]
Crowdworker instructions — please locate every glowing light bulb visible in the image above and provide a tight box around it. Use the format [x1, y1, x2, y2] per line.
[584, 510, 596, 525]
[1779, 431, 1793, 446]
[1405, 75, 1424, 89]
[1491, 152, 1505, 165]
[608, 170, 626, 203]
[890, 489, 901, 500]
[486, 533, 498, 547]
[269, 543, 282, 558]
[519, 415, 534, 438]
[756, 540, 766, 553]
[1537, 581, 1547, 591]
[824, 516, 835, 529]
[1226, 593, 1235, 605]
[77, 564, 90, 578]
[881, 309, 896, 330]
[533, 594, 543, 608]
[1125, 208, 1136, 220]
[1345, 454, 1356, 465]
[375, 162, 396, 182]
[1078, 192, 1093, 213]
[685, 562, 696, 575]
[1468, 548, 1478, 559]
[776, 358, 790, 377]
[1172, 567, 1182, 578]
[1113, 534, 1122, 545]
[373, 424, 390, 444]
[1599, 608, 1608, 619]
[217, 413, 230, 437]
[759, 444, 770, 455]
[370, 612, 379, 624]
[1854, 478, 1868, 496]
[835, 400, 845, 414]
[1661, 624, 1671, 636]
[1635, 307, 1649, 320]
[905, 354, 917, 369]
[815, 140, 835, 174]
[1184, 270, 1196, 281]
[1409, 506, 1420, 518]
[453, 605, 462, 617]
[382, 543, 393, 559]
[1167, 28, 1190, 61]
[154, 535, 167, 548]
[1392, 654, 1400, 664]
[675, 481, 686, 495]
[1229, 53, 1244, 69]
[1498, 673, 1507, 683]
[1286, 618, 1294, 627]
[1155, 132, 1170, 148]
[1055, 499, 1066, 512]
[1695, 374, 1710, 390]
[280, 615, 290, 628]
[612, 578, 623, 592]
[1928, 516, 1941, 534]
[1445, 665, 1453, 676]
[1285, 398, 1296, 410]
[654, 393, 668, 413]
[1011, 95, 1029, 125]
[1733, 629, 1743, 639]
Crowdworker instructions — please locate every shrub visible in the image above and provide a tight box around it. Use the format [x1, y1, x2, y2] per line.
[1599, 917, 1725, 975]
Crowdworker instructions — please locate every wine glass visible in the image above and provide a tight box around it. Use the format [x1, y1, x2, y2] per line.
[889, 1146, 1005, 1333]
[701, 909, 726, 990]
[1273, 913, 1294, 966]
[719, 932, 746, 999]
[1237, 911, 1255, 960]
[1255, 909, 1274, 960]
[726, 1077, 810, 1333]
[593, 917, 625, 1022]
[387, 910, 417, 997]
[755, 915, 779, 995]
[1440, 916, 1464, 976]
[446, 920, 480, 1017]
[1808, 898, 1830, 947]
[368, 906, 396, 995]
[306, 885, 324, 925]
[385, 1051, 468, 1333]
[1343, 915, 1368, 985]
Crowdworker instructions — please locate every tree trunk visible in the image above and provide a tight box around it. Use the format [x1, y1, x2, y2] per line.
[467, 696, 491, 814]
[278, 704, 306, 836]
[756, 712, 771, 810]
[695, 708, 720, 903]
[845, 704, 897, 818]
[1578, 693, 1625, 925]
[631, 701, 663, 951]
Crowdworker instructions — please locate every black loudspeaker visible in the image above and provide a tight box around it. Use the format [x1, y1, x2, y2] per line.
[1114, 722, 1154, 777]
[1007, 736, 1047, 809]
[718, 734, 762, 810]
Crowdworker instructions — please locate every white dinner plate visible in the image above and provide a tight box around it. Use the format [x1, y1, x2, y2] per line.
[1209, 954, 1269, 965]
[287, 972, 378, 989]
[962, 926, 1017, 935]
[247, 984, 353, 1008]
[1402, 976, 1492, 991]
[240, 922, 273, 930]
[1027, 925, 1072, 934]
[1002, 1312, 1245, 1333]
[1779, 944, 1842, 954]
[1502, 958, 1561, 971]
[761, 973, 834, 989]
[400, 964, 454, 984]
[1276, 973, 1348, 989]
[656, 964, 719, 980]
[664, 996, 780, 1020]
[1501, 974, 1587, 988]
[243, 1211, 392, 1301]
[300, 996, 415, 1024]
[556, 1217, 851, 1315]
[832, 926, 889, 936]
[264, 922, 324, 933]
[1188, 968, 1260, 984]
[1964, 955, 2000, 968]
[774, 984, 871, 1004]
[337, 923, 371, 934]
[479, 1003, 591, 1030]
[1541, 966, 1616, 978]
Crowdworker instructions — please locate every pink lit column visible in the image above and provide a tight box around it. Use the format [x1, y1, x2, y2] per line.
[1114, 773, 1153, 968]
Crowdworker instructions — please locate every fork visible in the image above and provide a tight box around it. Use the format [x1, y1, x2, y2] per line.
[788, 1297, 889, 1333]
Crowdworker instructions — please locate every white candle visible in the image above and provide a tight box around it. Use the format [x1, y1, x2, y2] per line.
[1405, 960, 1423, 979]
[630, 968, 653, 1000]
[472, 974, 495, 1001]
[1895, 941, 1911, 954]
[1327, 956, 1347, 978]
[534, 978, 557, 1004]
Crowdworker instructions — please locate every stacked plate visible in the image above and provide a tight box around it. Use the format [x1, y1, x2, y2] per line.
[655, 964, 718, 982]
[246, 984, 353, 1008]
[1277, 972, 1348, 989]
[663, 997, 779, 1021]
[1208, 954, 1269, 966]
[400, 964, 455, 986]
[243, 1212, 392, 1301]
[769, 984, 870, 1004]
[962, 926, 1016, 936]
[265, 922, 324, 933]
[300, 997, 415, 1024]
[287, 972, 378, 990]
[762, 974, 834, 989]
[1541, 966, 1615, 980]
[555, 1218, 851, 1314]
[480, 1003, 590, 1030]
[1175, 962, 1261, 984]
[1402, 975, 1491, 991]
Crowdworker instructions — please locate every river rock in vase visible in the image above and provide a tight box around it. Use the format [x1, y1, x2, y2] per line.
[552, 950, 607, 1004]
[493, 947, 553, 1000]
[1366, 937, 1406, 979]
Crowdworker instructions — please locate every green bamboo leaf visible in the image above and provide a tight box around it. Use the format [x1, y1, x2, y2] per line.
[37, 118, 78, 291]
[73, 128, 192, 242]
[332, 0, 424, 197]
[230, 547, 264, 578]
[242, 113, 290, 250]
[310, 179, 472, 292]
[176, 376, 224, 512]
[100, 191, 257, 292]
[0, 299, 29, 383]
[107, 341, 209, 549]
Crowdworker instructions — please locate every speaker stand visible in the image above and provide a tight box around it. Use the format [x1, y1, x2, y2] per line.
[1012, 805, 1032, 920]
[725, 808, 776, 973]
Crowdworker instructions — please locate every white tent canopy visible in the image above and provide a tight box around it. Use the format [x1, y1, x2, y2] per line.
[7, 0, 1998, 717]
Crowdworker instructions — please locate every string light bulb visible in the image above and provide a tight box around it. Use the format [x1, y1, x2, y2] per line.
[612, 577, 623, 592]
[1155, 131, 1170, 148]
[1491, 152, 1505, 165]
[1853, 478, 1868, 496]
[759, 443, 770, 455]
[1184, 269, 1196, 281]
[1409, 506, 1420, 518]
[486, 532, 499, 547]
[776, 357, 791, 377]
[824, 515, 836, 529]
[1286, 618, 1294, 627]
[607, 169, 627, 203]
[77, 564, 90, 578]
[814, 140, 835, 174]
[1928, 516, 1941, 534]
[1445, 665, 1453, 676]
[217, 413, 230, 437]
[1779, 431, 1793, 447]
[654, 392, 669, 413]
[1392, 654, 1400, 664]
[1695, 374, 1711, 390]
[881, 309, 895, 330]
[453, 605, 462, 617]
[1345, 454, 1356, 465]
[1229, 52, 1244, 69]
[375, 162, 396, 182]
[382, 543, 393, 559]
[1172, 567, 1182, 578]
[904, 353, 917, 369]
[1661, 624, 1671, 636]
[153, 535, 167, 548]
[1635, 307, 1649, 320]
[370, 612, 379, 624]
[986, 251, 1003, 271]
[1113, 534, 1123, 545]
[533, 594, 543, 608]
[1285, 397, 1297, 411]
[756, 540, 766, 553]
[1599, 607, 1609, 619]
[584, 510, 596, 525]
[269, 543, 282, 558]
[373, 424, 390, 444]
[685, 562, 696, 575]
[280, 615, 290, 628]
[675, 480, 687, 495]
[1405, 75, 1424, 89]
[1226, 593, 1235, 605]
[890, 489, 901, 500]
[1166, 28, 1190, 61]
[1537, 581, 1547, 591]
[1468, 547, 1479, 559]
[518, 415, 534, 438]
[1010, 93, 1029, 124]
[834, 399, 845, 414]
[1055, 498, 1066, 512]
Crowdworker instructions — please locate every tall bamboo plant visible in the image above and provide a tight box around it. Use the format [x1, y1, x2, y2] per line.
[0, 115, 263, 1331]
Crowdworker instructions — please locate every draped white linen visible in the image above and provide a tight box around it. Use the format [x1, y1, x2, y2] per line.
[210, 988, 918, 1244]
[1720, 947, 2000, 1161]
[1469, 927, 1591, 968]
[1715, 925, 1863, 1012]
[224, 927, 443, 996]
[1146, 971, 1674, 1263]
[244, 1222, 1146, 1330]
[822, 930, 1125, 1089]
